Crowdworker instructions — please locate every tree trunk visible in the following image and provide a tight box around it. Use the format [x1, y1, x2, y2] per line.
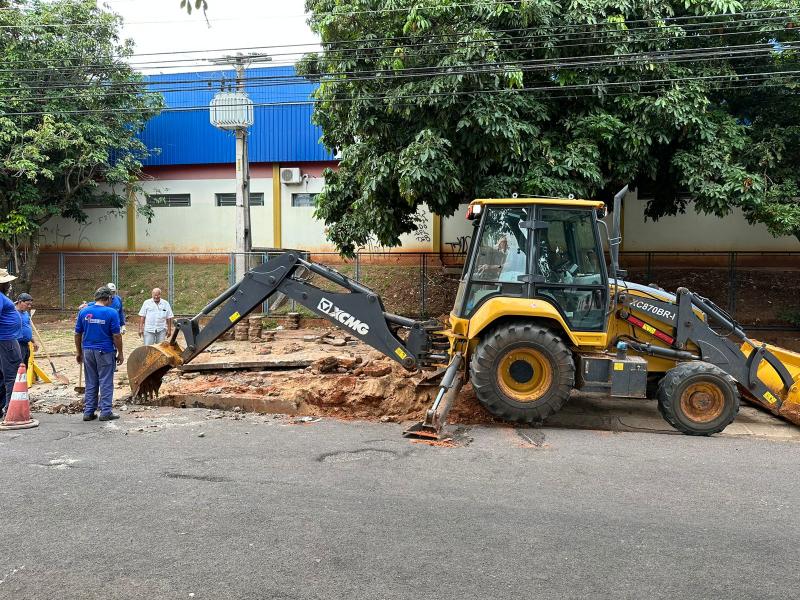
[15, 236, 40, 294]
[0, 244, 8, 274]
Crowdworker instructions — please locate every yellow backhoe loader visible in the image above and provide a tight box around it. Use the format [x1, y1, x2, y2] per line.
[128, 186, 800, 439]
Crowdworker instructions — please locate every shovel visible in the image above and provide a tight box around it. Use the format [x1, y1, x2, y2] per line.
[75, 362, 85, 394]
[30, 319, 70, 385]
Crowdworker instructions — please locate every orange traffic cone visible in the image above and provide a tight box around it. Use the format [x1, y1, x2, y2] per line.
[0, 363, 39, 430]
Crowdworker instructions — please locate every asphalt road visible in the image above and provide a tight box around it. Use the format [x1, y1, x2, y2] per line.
[1, 410, 799, 600]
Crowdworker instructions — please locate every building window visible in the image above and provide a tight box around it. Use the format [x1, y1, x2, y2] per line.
[215, 193, 265, 207]
[291, 193, 318, 207]
[146, 194, 191, 207]
[82, 197, 117, 209]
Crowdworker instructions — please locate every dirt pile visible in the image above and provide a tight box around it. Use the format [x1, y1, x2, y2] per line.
[135, 326, 496, 424]
[157, 353, 494, 425]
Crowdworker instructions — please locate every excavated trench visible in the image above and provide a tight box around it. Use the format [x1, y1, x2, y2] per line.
[154, 359, 495, 426]
[146, 329, 498, 426]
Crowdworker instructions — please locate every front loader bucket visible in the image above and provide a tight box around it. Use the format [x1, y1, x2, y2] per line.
[743, 340, 800, 425]
[127, 342, 184, 400]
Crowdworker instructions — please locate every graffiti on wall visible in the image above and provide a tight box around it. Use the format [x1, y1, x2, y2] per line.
[445, 235, 471, 254]
[40, 210, 124, 250]
[412, 208, 431, 243]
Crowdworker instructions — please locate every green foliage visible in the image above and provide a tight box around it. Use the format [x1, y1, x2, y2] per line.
[0, 0, 162, 287]
[180, 0, 208, 16]
[300, 0, 800, 253]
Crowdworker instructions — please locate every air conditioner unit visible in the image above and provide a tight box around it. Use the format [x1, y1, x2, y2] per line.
[280, 168, 302, 184]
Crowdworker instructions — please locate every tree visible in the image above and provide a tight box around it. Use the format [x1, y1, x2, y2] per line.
[0, 0, 162, 291]
[299, 0, 800, 254]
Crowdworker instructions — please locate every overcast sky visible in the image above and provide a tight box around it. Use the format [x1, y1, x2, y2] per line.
[103, 0, 320, 72]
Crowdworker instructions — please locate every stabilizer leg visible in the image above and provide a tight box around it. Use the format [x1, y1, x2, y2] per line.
[404, 354, 464, 440]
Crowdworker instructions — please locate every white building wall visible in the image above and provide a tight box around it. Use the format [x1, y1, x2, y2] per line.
[40, 206, 128, 251]
[133, 178, 274, 252]
[623, 190, 798, 251]
[279, 176, 434, 252]
[40, 175, 799, 253]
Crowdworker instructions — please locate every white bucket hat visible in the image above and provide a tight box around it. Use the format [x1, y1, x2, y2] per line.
[0, 268, 16, 284]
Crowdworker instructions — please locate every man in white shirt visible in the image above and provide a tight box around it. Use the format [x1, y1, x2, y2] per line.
[138, 288, 174, 345]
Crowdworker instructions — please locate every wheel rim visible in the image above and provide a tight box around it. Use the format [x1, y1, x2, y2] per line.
[679, 382, 725, 423]
[496, 348, 552, 402]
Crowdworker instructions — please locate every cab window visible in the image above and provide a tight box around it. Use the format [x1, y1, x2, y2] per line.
[462, 206, 529, 314]
[534, 208, 607, 331]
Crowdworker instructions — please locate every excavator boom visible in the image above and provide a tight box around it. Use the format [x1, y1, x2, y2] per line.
[128, 252, 444, 399]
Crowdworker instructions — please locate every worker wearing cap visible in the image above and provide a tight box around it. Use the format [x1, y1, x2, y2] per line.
[75, 286, 124, 421]
[106, 283, 126, 335]
[0, 268, 22, 416]
[15, 293, 37, 371]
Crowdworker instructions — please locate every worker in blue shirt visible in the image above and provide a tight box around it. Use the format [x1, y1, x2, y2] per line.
[15, 293, 37, 370]
[78, 282, 126, 334]
[75, 287, 124, 421]
[0, 268, 22, 417]
[106, 282, 126, 334]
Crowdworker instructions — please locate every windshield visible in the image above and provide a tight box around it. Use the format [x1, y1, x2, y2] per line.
[470, 207, 528, 283]
[535, 208, 604, 285]
[460, 206, 529, 315]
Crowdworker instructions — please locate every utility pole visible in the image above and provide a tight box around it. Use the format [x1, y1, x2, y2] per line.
[209, 52, 271, 280]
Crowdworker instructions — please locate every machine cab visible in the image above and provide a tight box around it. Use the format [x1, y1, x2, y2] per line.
[454, 198, 609, 331]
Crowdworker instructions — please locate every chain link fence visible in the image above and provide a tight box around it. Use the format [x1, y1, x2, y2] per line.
[22, 250, 800, 327]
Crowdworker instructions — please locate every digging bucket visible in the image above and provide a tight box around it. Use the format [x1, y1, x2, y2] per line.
[127, 342, 184, 400]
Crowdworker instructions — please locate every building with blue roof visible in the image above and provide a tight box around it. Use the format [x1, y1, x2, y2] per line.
[39, 67, 434, 254]
[140, 67, 335, 166]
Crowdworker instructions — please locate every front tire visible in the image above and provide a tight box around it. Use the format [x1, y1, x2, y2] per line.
[470, 322, 575, 424]
[657, 362, 740, 435]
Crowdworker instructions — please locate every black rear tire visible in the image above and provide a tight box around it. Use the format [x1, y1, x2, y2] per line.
[657, 362, 739, 435]
[470, 322, 575, 424]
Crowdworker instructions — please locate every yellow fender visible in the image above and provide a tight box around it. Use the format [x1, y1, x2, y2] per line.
[449, 297, 608, 349]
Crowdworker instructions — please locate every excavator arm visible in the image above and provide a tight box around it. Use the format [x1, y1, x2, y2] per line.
[128, 251, 443, 399]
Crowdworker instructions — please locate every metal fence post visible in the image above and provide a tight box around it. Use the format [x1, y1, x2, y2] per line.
[111, 252, 118, 286]
[646, 252, 653, 282]
[728, 252, 737, 315]
[355, 252, 360, 283]
[58, 252, 65, 310]
[167, 254, 175, 306]
[420, 254, 427, 317]
[228, 253, 235, 287]
[261, 252, 269, 315]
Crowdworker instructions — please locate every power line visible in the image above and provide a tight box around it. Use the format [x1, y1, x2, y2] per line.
[0, 43, 789, 103]
[1, 12, 794, 73]
[9, 38, 799, 93]
[2, 4, 796, 29]
[0, 0, 797, 37]
[0, 1, 530, 27]
[0, 68, 796, 117]
[0, 20, 788, 85]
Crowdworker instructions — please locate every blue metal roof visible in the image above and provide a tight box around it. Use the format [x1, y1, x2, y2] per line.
[139, 66, 335, 165]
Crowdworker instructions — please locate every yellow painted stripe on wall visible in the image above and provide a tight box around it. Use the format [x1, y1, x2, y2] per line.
[272, 164, 282, 248]
[432, 214, 441, 253]
[126, 187, 136, 251]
